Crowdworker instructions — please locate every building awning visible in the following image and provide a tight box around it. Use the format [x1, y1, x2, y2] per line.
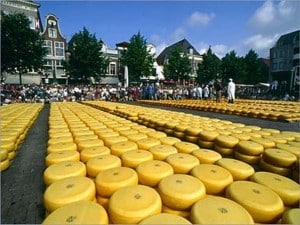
[100, 76, 120, 84]
[4, 74, 41, 84]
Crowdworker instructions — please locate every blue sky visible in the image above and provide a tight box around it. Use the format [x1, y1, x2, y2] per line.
[37, 0, 300, 58]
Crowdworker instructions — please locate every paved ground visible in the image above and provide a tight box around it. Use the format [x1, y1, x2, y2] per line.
[0, 101, 299, 224]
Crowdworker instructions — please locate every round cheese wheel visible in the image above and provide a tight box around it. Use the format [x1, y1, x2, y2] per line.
[161, 204, 190, 219]
[48, 136, 73, 145]
[74, 134, 98, 144]
[174, 142, 200, 154]
[198, 130, 219, 141]
[276, 143, 300, 159]
[190, 164, 233, 195]
[234, 150, 261, 165]
[103, 136, 128, 148]
[250, 137, 276, 149]
[136, 138, 161, 150]
[86, 155, 121, 178]
[173, 131, 185, 138]
[251, 171, 300, 206]
[230, 133, 251, 141]
[225, 180, 284, 223]
[127, 133, 148, 142]
[159, 137, 181, 146]
[261, 128, 280, 135]
[77, 139, 104, 152]
[259, 158, 291, 176]
[0, 135, 17, 143]
[0, 159, 10, 171]
[184, 135, 199, 143]
[47, 142, 77, 154]
[43, 161, 87, 186]
[121, 149, 153, 169]
[80, 146, 111, 163]
[197, 140, 215, 149]
[96, 195, 110, 210]
[214, 144, 234, 156]
[166, 153, 200, 174]
[263, 148, 297, 167]
[281, 208, 300, 224]
[43, 200, 108, 225]
[45, 150, 80, 167]
[149, 145, 178, 161]
[147, 131, 167, 139]
[191, 149, 222, 164]
[72, 130, 95, 138]
[95, 167, 138, 197]
[139, 213, 192, 224]
[138, 128, 156, 134]
[0, 149, 8, 161]
[44, 176, 96, 213]
[215, 135, 239, 148]
[8, 151, 16, 160]
[118, 129, 139, 137]
[287, 141, 300, 148]
[0, 141, 15, 152]
[216, 158, 255, 181]
[236, 140, 264, 156]
[97, 131, 119, 140]
[136, 160, 174, 187]
[264, 135, 288, 144]
[108, 185, 162, 224]
[110, 141, 138, 157]
[190, 195, 254, 224]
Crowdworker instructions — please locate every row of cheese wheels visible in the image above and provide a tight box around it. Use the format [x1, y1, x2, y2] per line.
[45, 103, 300, 222]
[0, 103, 44, 171]
[137, 99, 300, 122]
[83, 101, 300, 181]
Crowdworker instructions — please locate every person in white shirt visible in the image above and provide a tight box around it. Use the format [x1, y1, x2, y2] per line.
[227, 78, 236, 103]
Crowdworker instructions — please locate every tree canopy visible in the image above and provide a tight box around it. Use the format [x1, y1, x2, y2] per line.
[1, 12, 46, 84]
[221, 50, 245, 83]
[64, 27, 109, 83]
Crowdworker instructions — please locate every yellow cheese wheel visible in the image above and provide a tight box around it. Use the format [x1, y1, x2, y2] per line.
[213, 144, 234, 156]
[172, 131, 185, 138]
[136, 160, 174, 187]
[149, 145, 178, 160]
[77, 139, 105, 152]
[103, 136, 128, 148]
[47, 136, 74, 146]
[96, 195, 110, 210]
[259, 158, 291, 176]
[197, 140, 215, 149]
[191, 149, 222, 164]
[234, 150, 261, 165]
[264, 135, 288, 144]
[108, 185, 162, 224]
[127, 133, 148, 142]
[97, 131, 119, 140]
[198, 130, 219, 141]
[47, 142, 77, 154]
[110, 141, 138, 157]
[161, 204, 190, 219]
[261, 128, 281, 135]
[251, 171, 300, 206]
[95, 167, 138, 197]
[112, 126, 131, 132]
[184, 135, 199, 143]
[263, 148, 297, 167]
[43, 161, 87, 186]
[48, 131, 72, 139]
[158, 174, 206, 210]
[44, 176, 96, 213]
[288, 141, 300, 148]
[281, 131, 300, 139]
[74, 134, 98, 144]
[147, 131, 167, 139]
[281, 208, 300, 224]
[276, 143, 300, 159]
[174, 124, 189, 133]
[118, 129, 139, 137]
[158, 137, 181, 146]
[190, 164, 233, 195]
[72, 130, 95, 138]
[86, 154, 121, 178]
[166, 153, 200, 174]
[136, 138, 161, 150]
[190, 195, 254, 224]
[225, 180, 284, 223]
[8, 151, 16, 160]
[121, 149, 153, 169]
[216, 158, 255, 181]
[0, 141, 15, 152]
[45, 150, 80, 167]
[138, 128, 156, 134]
[174, 142, 200, 154]
[230, 132, 251, 141]
[80, 146, 111, 163]
[0, 135, 17, 143]
[42, 200, 108, 224]
[215, 135, 239, 148]
[0, 149, 8, 161]
[250, 137, 276, 149]
[139, 212, 192, 224]
[236, 140, 264, 156]
[0, 159, 10, 171]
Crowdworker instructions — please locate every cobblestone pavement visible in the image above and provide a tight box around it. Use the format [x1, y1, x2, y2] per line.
[0, 101, 299, 224]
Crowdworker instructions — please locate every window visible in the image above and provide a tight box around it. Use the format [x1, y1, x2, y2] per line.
[48, 28, 57, 38]
[43, 40, 52, 56]
[55, 42, 64, 57]
[109, 63, 116, 75]
[56, 60, 62, 66]
[272, 63, 277, 70]
[273, 51, 277, 59]
[43, 59, 52, 66]
[279, 62, 283, 69]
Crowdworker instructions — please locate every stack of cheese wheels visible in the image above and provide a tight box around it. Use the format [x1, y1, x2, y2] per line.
[86, 154, 121, 178]
[80, 146, 111, 163]
[276, 143, 300, 159]
[110, 141, 138, 157]
[158, 174, 206, 211]
[48, 135, 73, 146]
[190, 196, 254, 224]
[43, 161, 87, 186]
[215, 158, 255, 181]
[198, 130, 219, 149]
[251, 171, 300, 207]
[234, 140, 264, 165]
[161, 204, 190, 219]
[250, 136, 276, 149]
[127, 133, 148, 142]
[164, 121, 177, 136]
[118, 129, 139, 137]
[281, 208, 300, 224]
[214, 135, 239, 156]
[44, 176, 96, 214]
[174, 141, 200, 154]
[184, 126, 201, 143]
[191, 149, 222, 164]
[139, 213, 192, 224]
[108, 185, 162, 224]
[166, 153, 200, 174]
[149, 145, 178, 160]
[225, 180, 284, 223]
[43, 200, 108, 224]
[173, 124, 188, 140]
[159, 136, 181, 146]
[121, 149, 153, 169]
[147, 131, 167, 139]
[136, 138, 161, 150]
[259, 148, 297, 176]
[136, 160, 174, 187]
[47, 142, 77, 154]
[45, 150, 80, 167]
[191, 164, 233, 195]
[0, 148, 9, 171]
[103, 136, 128, 148]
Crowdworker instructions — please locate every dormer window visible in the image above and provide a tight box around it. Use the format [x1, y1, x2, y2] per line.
[48, 28, 57, 38]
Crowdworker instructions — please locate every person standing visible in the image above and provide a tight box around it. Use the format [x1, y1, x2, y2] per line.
[227, 78, 235, 103]
[203, 85, 209, 100]
[214, 79, 223, 102]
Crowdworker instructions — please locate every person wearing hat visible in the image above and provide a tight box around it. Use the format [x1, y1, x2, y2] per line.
[227, 78, 235, 103]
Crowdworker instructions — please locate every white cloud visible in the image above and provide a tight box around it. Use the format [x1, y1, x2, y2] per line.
[243, 34, 279, 51]
[187, 12, 215, 26]
[171, 27, 186, 42]
[195, 41, 231, 58]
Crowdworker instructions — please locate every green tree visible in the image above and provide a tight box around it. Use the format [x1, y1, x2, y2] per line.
[64, 27, 108, 83]
[243, 49, 261, 84]
[163, 46, 192, 83]
[196, 46, 221, 84]
[121, 32, 155, 82]
[221, 50, 245, 83]
[1, 12, 46, 84]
